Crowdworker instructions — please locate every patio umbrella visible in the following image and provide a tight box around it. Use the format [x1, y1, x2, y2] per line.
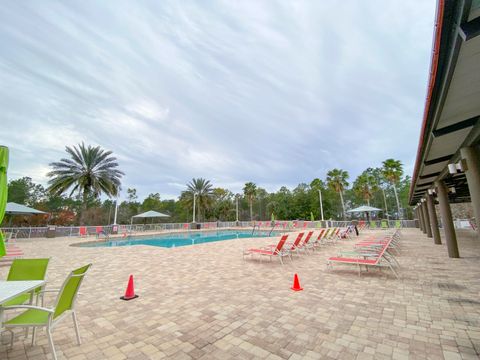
[131, 210, 170, 224]
[5, 202, 47, 215]
[0, 146, 9, 258]
[347, 205, 382, 222]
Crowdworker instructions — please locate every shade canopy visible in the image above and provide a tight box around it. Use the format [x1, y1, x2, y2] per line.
[5, 202, 46, 215]
[132, 210, 169, 218]
[0, 146, 8, 258]
[347, 205, 382, 213]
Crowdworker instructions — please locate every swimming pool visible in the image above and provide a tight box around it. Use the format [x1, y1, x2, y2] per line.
[79, 230, 282, 248]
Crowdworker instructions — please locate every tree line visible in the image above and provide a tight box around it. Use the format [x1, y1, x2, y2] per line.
[2, 143, 412, 226]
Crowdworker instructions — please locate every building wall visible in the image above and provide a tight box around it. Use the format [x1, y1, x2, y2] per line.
[435, 202, 474, 220]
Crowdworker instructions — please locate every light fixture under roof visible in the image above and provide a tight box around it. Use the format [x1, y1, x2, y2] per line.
[448, 159, 468, 174]
[448, 163, 457, 174]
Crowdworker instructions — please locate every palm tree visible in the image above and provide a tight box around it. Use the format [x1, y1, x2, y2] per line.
[326, 169, 349, 219]
[369, 167, 389, 218]
[353, 171, 376, 206]
[382, 159, 403, 219]
[186, 178, 213, 222]
[47, 143, 124, 223]
[243, 182, 257, 221]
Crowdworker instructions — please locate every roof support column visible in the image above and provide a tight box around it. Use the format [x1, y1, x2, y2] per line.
[435, 180, 460, 258]
[415, 208, 422, 230]
[460, 146, 480, 237]
[422, 200, 432, 238]
[419, 202, 427, 234]
[426, 193, 441, 244]
[418, 206, 425, 232]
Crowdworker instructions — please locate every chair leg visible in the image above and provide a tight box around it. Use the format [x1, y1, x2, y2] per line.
[387, 263, 399, 279]
[8, 329, 14, 349]
[46, 328, 57, 360]
[72, 312, 81, 345]
[31, 327, 37, 346]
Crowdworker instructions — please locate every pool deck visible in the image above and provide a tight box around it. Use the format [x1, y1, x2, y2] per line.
[1, 228, 479, 360]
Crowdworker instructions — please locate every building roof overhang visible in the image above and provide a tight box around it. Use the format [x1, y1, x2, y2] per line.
[409, 0, 480, 205]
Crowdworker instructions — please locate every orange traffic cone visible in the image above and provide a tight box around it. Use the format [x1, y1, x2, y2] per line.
[291, 273, 303, 291]
[120, 275, 139, 300]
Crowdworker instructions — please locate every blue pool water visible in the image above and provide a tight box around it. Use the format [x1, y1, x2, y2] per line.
[79, 230, 281, 248]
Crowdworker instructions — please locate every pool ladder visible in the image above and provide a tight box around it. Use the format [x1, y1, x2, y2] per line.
[268, 225, 275, 236]
[252, 224, 276, 236]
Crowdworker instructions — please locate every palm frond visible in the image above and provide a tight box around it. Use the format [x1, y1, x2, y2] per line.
[47, 143, 124, 200]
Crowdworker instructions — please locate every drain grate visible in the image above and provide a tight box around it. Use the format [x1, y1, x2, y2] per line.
[445, 298, 480, 305]
[437, 282, 467, 291]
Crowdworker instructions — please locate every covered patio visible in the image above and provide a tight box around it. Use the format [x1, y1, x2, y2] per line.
[410, 0, 480, 257]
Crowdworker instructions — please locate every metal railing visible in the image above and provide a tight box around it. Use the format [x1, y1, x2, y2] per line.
[4, 218, 474, 239]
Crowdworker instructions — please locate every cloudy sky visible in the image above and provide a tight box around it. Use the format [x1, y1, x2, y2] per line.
[0, 1, 436, 199]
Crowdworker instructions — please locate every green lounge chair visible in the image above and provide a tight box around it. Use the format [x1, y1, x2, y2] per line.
[4, 264, 91, 360]
[4, 258, 50, 306]
[395, 220, 402, 228]
[369, 221, 377, 229]
[381, 220, 389, 229]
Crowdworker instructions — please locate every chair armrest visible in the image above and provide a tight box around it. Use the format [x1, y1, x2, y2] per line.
[38, 289, 61, 293]
[3, 305, 54, 313]
[39, 289, 83, 296]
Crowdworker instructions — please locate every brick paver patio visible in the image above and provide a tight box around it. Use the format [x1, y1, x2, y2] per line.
[1, 228, 479, 359]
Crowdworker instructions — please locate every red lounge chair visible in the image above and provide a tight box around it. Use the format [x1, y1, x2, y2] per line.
[281, 232, 305, 256]
[6, 244, 23, 257]
[355, 237, 400, 255]
[469, 219, 477, 231]
[333, 227, 341, 239]
[309, 229, 326, 249]
[338, 226, 354, 240]
[243, 234, 291, 264]
[296, 231, 314, 254]
[327, 241, 399, 278]
[79, 227, 87, 237]
[358, 221, 367, 231]
[0, 242, 24, 265]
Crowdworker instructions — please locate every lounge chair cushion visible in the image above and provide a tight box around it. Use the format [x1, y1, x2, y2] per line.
[328, 257, 377, 264]
[246, 249, 275, 255]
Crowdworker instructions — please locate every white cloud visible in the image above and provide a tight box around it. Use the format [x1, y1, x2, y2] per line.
[0, 0, 436, 199]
